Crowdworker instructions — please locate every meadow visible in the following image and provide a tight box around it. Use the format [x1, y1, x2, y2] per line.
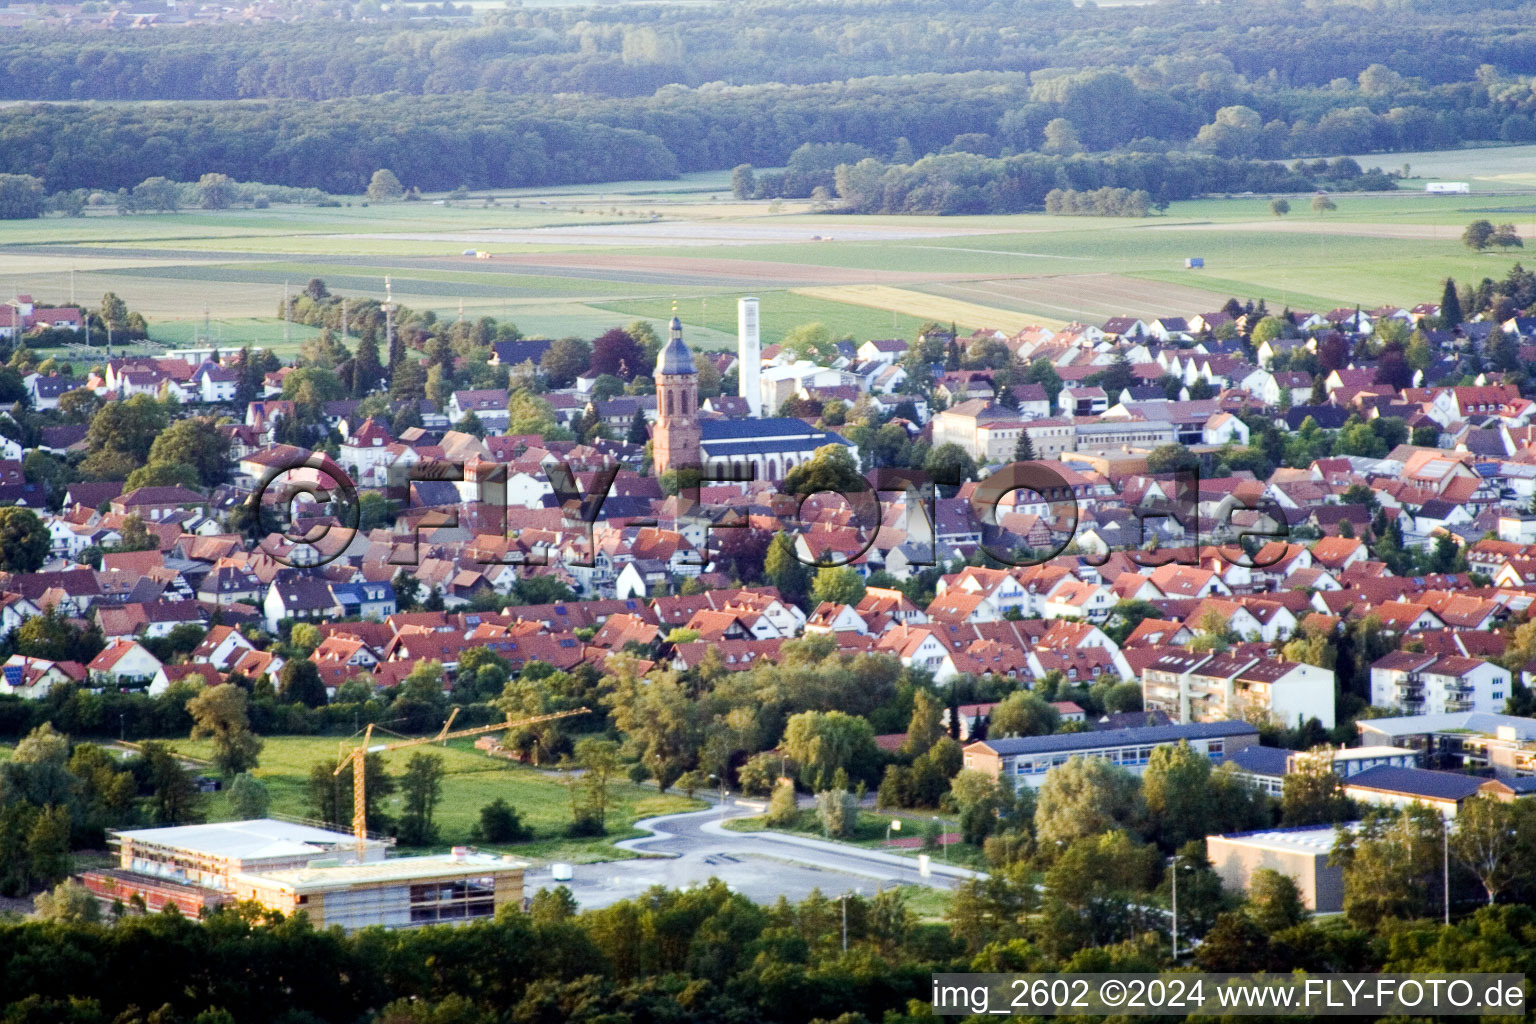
[168, 734, 702, 863]
[5, 150, 1536, 356]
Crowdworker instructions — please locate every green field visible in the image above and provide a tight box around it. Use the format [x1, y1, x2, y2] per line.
[169, 734, 701, 863]
[7, 151, 1536, 349]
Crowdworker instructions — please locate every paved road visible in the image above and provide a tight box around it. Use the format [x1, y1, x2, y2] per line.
[539, 802, 986, 909]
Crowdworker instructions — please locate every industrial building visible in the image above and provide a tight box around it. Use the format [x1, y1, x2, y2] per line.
[82, 819, 526, 931]
[1206, 824, 1352, 913]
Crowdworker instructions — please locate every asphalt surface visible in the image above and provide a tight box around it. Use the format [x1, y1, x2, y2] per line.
[537, 802, 986, 909]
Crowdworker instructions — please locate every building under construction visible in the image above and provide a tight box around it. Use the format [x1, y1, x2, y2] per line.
[82, 819, 526, 931]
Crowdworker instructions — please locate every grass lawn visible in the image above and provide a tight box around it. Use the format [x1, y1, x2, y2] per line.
[724, 807, 988, 871]
[170, 734, 702, 864]
[897, 884, 955, 923]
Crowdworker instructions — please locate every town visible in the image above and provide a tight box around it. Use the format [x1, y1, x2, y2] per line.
[5, 267, 1536, 1014]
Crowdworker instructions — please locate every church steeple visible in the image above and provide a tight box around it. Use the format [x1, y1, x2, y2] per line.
[653, 304, 700, 477]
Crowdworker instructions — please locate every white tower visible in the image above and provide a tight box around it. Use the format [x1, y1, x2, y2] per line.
[737, 296, 762, 417]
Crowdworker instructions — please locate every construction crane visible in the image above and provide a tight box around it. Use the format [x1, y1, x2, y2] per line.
[334, 707, 589, 858]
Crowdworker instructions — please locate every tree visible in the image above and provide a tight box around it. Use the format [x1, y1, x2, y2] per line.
[132, 176, 179, 212]
[782, 443, 866, 496]
[1013, 430, 1036, 462]
[600, 665, 696, 790]
[0, 173, 44, 219]
[475, 798, 531, 843]
[1280, 749, 1353, 826]
[1451, 795, 1534, 904]
[1311, 193, 1336, 215]
[1491, 223, 1524, 249]
[397, 752, 446, 846]
[309, 753, 392, 832]
[352, 330, 385, 397]
[84, 394, 169, 474]
[227, 772, 271, 819]
[1331, 806, 1446, 927]
[33, 879, 101, 923]
[196, 173, 235, 210]
[1041, 830, 1158, 956]
[730, 163, 755, 199]
[924, 443, 977, 484]
[140, 741, 203, 824]
[366, 169, 405, 202]
[571, 737, 621, 834]
[810, 566, 865, 607]
[590, 327, 646, 380]
[277, 659, 328, 708]
[1142, 741, 1218, 851]
[1463, 219, 1496, 250]
[1270, 198, 1290, 217]
[541, 336, 592, 387]
[816, 787, 858, 838]
[188, 684, 263, 777]
[1146, 443, 1199, 474]
[1246, 868, 1308, 932]
[766, 779, 798, 826]
[626, 406, 648, 445]
[0, 507, 48, 572]
[15, 606, 104, 663]
[901, 690, 946, 758]
[1440, 277, 1463, 328]
[147, 417, 231, 488]
[765, 533, 812, 607]
[781, 710, 879, 792]
[949, 768, 1006, 845]
[1041, 117, 1082, 155]
[987, 691, 1060, 738]
[1033, 755, 1144, 850]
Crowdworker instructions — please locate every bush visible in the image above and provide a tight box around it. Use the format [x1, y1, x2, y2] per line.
[475, 798, 531, 843]
[766, 779, 798, 826]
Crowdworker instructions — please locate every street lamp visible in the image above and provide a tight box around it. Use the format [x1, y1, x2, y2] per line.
[886, 818, 902, 844]
[1443, 817, 1450, 926]
[1168, 854, 1189, 960]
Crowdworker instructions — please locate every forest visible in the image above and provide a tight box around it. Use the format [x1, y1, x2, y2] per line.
[4, 0, 1536, 195]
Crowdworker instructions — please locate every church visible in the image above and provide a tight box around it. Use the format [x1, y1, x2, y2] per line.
[652, 315, 858, 482]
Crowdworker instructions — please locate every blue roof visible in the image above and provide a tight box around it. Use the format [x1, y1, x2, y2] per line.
[977, 720, 1258, 757]
[657, 333, 695, 376]
[331, 581, 395, 604]
[492, 339, 554, 365]
[700, 418, 844, 441]
[703, 438, 852, 457]
[1228, 745, 1291, 777]
[1346, 765, 1485, 801]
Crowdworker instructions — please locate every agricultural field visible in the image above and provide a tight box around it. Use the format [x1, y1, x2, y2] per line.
[169, 734, 702, 864]
[6, 152, 1536, 356]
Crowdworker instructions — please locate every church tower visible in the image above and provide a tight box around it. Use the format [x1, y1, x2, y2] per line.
[652, 311, 700, 476]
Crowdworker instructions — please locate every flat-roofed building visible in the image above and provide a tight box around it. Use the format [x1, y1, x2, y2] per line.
[1343, 765, 1487, 818]
[109, 819, 391, 891]
[962, 720, 1258, 790]
[233, 850, 526, 932]
[1227, 744, 1422, 796]
[1206, 824, 1352, 912]
[1356, 712, 1536, 777]
[85, 819, 526, 931]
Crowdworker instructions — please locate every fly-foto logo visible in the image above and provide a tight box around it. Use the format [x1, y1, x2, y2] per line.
[244, 455, 1291, 571]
